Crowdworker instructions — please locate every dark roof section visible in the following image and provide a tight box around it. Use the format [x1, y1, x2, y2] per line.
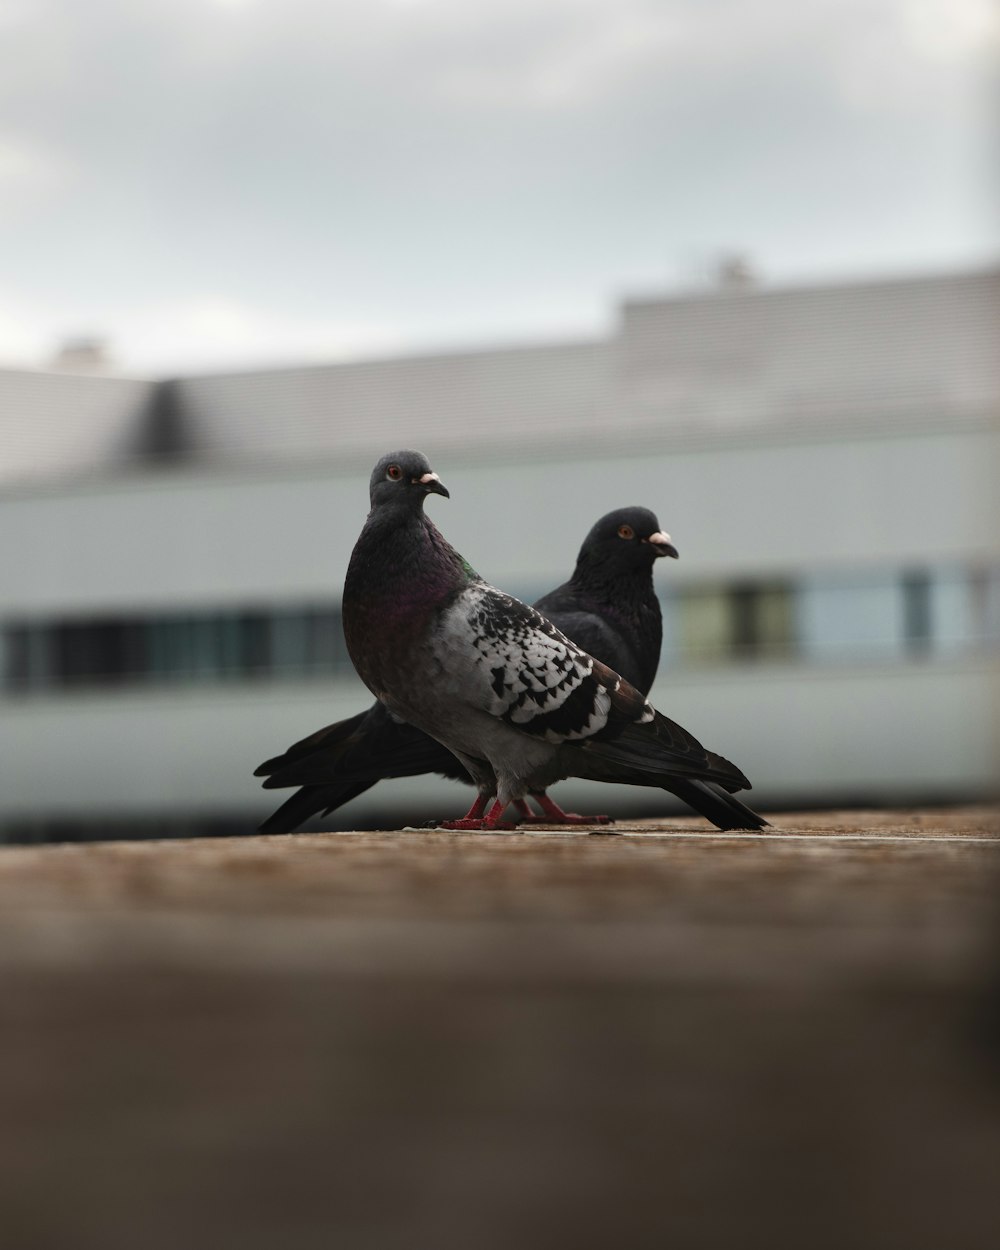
[129, 380, 192, 465]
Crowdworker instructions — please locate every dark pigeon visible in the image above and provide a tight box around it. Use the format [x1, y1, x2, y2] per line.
[330, 450, 765, 831]
[256, 505, 691, 830]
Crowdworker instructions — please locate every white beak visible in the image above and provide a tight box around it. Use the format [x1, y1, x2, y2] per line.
[644, 531, 679, 558]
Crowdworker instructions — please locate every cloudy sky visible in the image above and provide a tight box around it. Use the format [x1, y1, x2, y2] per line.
[0, 0, 996, 375]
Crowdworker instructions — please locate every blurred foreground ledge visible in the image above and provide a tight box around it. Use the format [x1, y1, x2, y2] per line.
[1, 808, 999, 1250]
[0, 806, 996, 975]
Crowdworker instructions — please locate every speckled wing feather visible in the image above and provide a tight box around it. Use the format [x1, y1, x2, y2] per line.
[435, 582, 749, 790]
[435, 582, 654, 745]
[526, 604, 643, 693]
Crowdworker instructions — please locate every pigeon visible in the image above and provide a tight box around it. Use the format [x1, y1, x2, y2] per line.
[335, 449, 766, 832]
[255, 505, 687, 831]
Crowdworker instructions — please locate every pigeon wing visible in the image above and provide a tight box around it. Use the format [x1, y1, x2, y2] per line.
[533, 603, 643, 692]
[435, 583, 653, 745]
[436, 583, 750, 789]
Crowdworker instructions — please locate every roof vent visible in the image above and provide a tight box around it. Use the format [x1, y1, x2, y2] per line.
[715, 253, 756, 290]
[51, 337, 112, 373]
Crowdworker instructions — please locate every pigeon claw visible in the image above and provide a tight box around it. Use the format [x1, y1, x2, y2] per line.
[513, 794, 613, 826]
[440, 817, 517, 831]
[439, 796, 516, 832]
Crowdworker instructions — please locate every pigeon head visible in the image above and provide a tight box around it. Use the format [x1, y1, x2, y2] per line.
[368, 449, 450, 511]
[577, 507, 678, 575]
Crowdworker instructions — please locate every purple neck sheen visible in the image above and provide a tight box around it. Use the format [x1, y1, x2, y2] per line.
[347, 513, 468, 635]
[378, 562, 458, 625]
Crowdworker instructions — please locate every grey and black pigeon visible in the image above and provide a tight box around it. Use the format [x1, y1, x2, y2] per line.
[312, 449, 764, 831]
[256, 504, 697, 830]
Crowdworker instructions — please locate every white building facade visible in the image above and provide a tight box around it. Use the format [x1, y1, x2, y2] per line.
[1, 269, 997, 838]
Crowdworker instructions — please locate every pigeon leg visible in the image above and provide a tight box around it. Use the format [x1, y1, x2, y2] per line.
[515, 792, 613, 826]
[440, 796, 516, 832]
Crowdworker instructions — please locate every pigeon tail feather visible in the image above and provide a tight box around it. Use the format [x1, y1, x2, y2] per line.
[665, 779, 769, 830]
[578, 710, 752, 791]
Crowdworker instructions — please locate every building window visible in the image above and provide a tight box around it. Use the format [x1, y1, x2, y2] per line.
[675, 586, 731, 664]
[4, 624, 50, 692]
[675, 580, 795, 664]
[901, 570, 932, 655]
[50, 619, 148, 687]
[1, 604, 351, 692]
[969, 565, 1000, 646]
[796, 572, 904, 662]
[3, 564, 996, 694]
[928, 569, 976, 652]
[731, 582, 795, 659]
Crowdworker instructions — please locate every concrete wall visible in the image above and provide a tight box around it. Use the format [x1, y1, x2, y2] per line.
[2, 426, 997, 615]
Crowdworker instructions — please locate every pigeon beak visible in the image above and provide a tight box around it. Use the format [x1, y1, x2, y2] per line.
[645, 531, 679, 559]
[417, 471, 450, 499]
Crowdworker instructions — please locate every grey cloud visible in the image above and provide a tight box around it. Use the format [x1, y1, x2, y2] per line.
[0, 0, 994, 369]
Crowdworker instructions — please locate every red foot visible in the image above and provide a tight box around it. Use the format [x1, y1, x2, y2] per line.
[440, 797, 516, 832]
[514, 793, 612, 826]
[441, 818, 517, 830]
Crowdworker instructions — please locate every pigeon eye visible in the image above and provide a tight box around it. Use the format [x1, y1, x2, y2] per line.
[617, 525, 635, 540]
[386, 464, 403, 481]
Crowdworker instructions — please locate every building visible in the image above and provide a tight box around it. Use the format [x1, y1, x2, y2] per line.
[1, 267, 998, 839]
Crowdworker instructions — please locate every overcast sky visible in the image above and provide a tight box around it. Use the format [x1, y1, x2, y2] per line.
[0, 0, 996, 375]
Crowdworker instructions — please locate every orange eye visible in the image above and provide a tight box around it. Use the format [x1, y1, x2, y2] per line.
[386, 464, 403, 480]
[618, 524, 635, 539]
